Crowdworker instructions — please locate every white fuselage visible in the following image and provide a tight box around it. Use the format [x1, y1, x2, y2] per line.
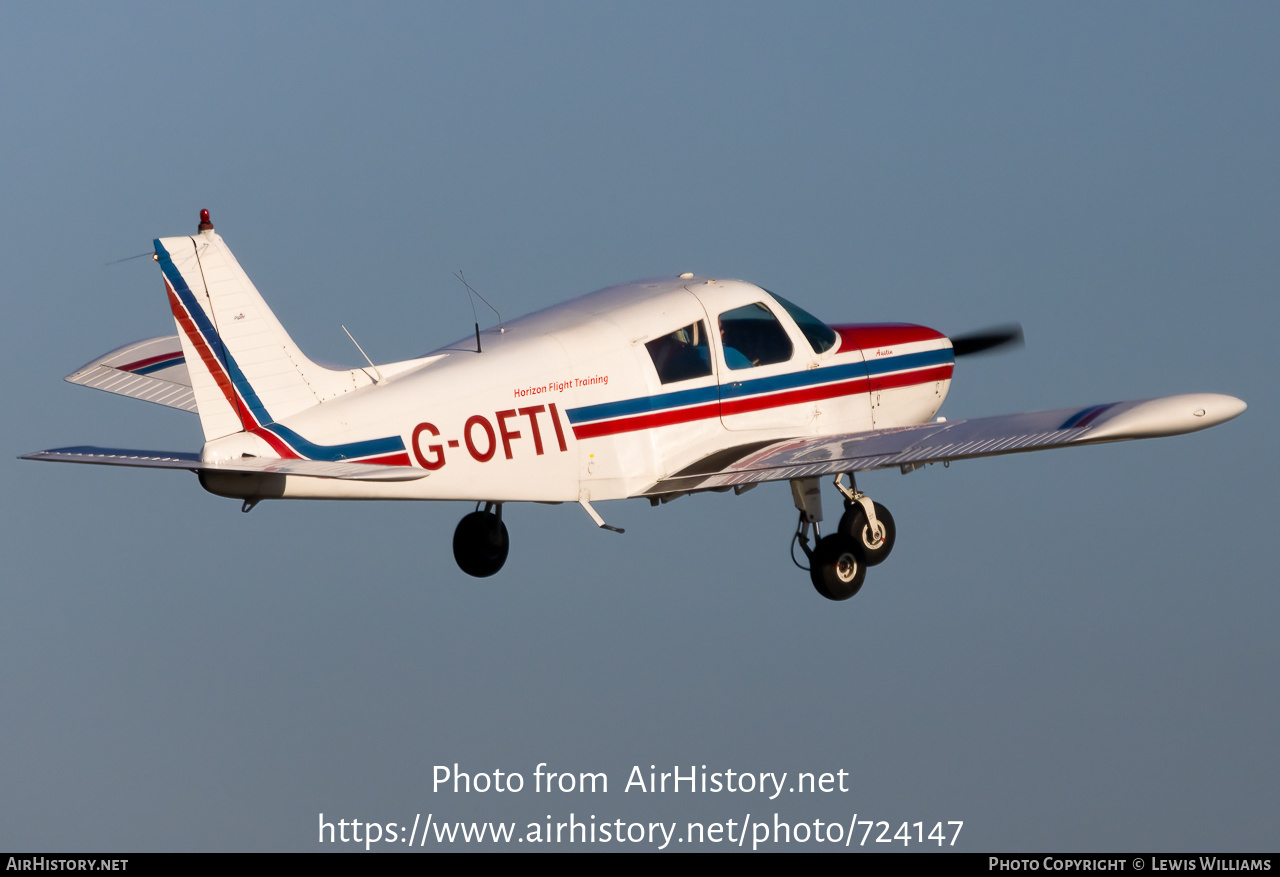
[199, 277, 953, 503]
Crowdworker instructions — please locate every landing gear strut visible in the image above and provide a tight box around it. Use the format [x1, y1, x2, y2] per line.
[453, 502, 509, 577]
[791, 474, 896, 601]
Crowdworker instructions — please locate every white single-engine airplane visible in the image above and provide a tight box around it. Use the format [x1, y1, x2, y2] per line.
[24, 211, 1246, 600]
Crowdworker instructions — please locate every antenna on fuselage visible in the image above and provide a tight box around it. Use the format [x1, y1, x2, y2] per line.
[455, 271, 503, 354]
[341, 325, 383, 383]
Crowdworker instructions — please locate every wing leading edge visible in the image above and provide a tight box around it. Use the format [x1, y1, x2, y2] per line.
[646, 393, 1247, 495]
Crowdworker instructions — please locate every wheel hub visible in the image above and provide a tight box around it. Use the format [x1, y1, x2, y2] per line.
[861, 524, 884, 549]
[836, 553, 858, 581]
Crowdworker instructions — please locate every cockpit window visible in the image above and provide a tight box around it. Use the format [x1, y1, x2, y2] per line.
[718, 303, 794, 370]
[766, 290, 838, 354]
[645, 321, 713, 384]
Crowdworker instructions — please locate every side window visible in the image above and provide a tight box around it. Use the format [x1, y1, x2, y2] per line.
[718, 303, 794, 370]
[645, 321, 713, 384]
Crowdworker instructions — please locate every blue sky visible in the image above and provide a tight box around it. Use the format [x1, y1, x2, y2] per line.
[2, 2, 1275, 851]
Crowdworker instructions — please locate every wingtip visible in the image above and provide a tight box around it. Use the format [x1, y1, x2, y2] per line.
[1085, 393, 1247, 442]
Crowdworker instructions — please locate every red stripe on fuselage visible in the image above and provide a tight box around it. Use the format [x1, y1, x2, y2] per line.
[722, 362, 951, 416]
[720, 375, 869, 417]
[247, 426, 302, 460]
[571, 363, 952, 439]
[869, 363, 953, 392]
[572, 401, 721, 440]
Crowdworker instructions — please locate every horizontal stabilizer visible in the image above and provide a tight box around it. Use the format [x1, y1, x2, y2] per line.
[649, 393, 1247, 493]
[66, 336, 195, 412]
[20, 446, 428, 482]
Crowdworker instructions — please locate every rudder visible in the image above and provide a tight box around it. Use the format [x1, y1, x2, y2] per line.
[155, 217, 370, 441]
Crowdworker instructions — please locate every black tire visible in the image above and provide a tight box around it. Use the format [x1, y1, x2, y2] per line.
[452, 511, 510, 577]
[839, 501, 896, 566]
[809, 534, 866, 601]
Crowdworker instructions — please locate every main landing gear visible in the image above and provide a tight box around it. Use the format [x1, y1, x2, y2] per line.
[453, 502, 510, 577]
[791, 474, 897, 601]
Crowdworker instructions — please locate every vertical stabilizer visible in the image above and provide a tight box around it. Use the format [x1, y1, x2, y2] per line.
[155, 215, 370, 441]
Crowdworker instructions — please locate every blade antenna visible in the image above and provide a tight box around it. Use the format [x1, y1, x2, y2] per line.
[341, 325, 383, 383]
[455, 271, 503, 353]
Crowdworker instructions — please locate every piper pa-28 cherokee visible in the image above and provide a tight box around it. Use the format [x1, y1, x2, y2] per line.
[24, 211, 1246, 600]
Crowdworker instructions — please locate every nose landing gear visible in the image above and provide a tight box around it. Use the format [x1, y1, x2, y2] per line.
[453, 502, 510, 577]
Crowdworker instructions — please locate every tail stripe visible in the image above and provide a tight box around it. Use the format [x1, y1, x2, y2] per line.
[157, 241, 271, 426]
[156, 239, 408, 465]
[117, 351, 185, 375]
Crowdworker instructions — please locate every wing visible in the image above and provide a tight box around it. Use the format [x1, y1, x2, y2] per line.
[20, 446, 427, 482]
[65, 336, 196, 412]
[646, 393, 1246, 495]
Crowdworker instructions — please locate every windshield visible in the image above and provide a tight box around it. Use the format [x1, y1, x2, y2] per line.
[765, 290, 838, 354]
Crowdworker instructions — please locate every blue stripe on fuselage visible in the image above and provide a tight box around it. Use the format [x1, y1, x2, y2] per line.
[568, 347, 953, 425]
[566, 384, 720, 425]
